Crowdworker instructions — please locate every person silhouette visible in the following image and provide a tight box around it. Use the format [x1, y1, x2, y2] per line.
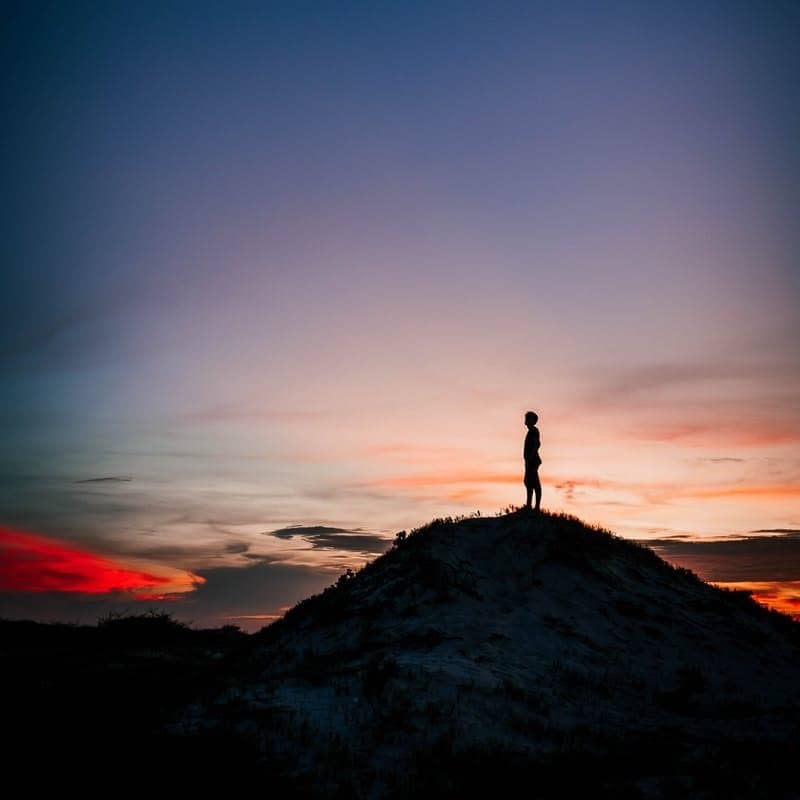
[523, 411, 542, 512]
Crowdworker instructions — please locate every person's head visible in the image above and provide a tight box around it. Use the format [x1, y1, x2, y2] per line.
[525, 411, 538, 428]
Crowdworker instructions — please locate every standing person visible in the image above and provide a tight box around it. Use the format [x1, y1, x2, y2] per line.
[523, 411, 542, 512]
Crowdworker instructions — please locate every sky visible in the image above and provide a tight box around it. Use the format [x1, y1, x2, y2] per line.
[2, 1, 799, 631]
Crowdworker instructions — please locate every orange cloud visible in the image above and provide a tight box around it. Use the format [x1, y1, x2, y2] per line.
[0, 527, 202, 597]
[367, 470, 519, 488]
[365, 467, 800, 512]
[712, 581, 800, 621]
[224, 605, 292, 623]
[677, 484, 800, 501]
[444, 487, 488, 501]
[542, 475, 800, 504]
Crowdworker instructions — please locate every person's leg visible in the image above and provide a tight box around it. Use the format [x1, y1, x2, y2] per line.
[533, 472, 542, 512]
[525, 482, 533, 509]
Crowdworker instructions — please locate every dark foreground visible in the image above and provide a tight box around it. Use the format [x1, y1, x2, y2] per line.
[4, 511, 800, 798]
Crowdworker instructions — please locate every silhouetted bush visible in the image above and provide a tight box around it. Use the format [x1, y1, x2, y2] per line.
[96, 608, 194, 645]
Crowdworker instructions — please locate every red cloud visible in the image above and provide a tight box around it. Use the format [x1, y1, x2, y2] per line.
[713, 581, 800, 621]
[0, 527, 174, 596]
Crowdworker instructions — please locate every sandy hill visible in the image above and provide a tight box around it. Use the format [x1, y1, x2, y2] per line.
[165, 510, 800, 798]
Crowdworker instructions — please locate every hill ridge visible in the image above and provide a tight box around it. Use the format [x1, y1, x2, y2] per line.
[165, 510, 800, 798]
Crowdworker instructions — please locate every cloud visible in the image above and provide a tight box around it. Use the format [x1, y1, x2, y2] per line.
[224, 541, 251, 554]
[0, 527, 336, 632]
[542, 474, 800, 505]
[554, 480, 578, 501]
[128, 540, 253, 561]
[639, 531, 800, 619]
[74, 476, 133, 484]
[172, 559, 335, 631]
[0, 526, 200, 596]
[752, 529, 800, 534]
[642, 530, 800, 582]
[266, 525, 392, 555]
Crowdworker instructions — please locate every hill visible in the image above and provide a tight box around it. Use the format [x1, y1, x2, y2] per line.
[162, 510, 800, 798]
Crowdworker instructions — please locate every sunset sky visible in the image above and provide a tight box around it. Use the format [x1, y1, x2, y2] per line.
[2, 1, 799, 630]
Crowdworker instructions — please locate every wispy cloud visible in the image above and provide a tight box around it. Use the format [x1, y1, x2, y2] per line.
[266, 525, 391, 555]
[224, 541, 251, 554]
[752, 528, 800, 534]
[128, 540, 253, 561]
[74, 476, 133, 484]
[545, 474, 800, 506]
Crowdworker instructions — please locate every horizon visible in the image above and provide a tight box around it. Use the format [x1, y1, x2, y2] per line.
[2, 1, 799, 630]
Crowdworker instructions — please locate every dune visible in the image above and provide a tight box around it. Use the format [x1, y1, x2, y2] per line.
[163, 510, 800, 797]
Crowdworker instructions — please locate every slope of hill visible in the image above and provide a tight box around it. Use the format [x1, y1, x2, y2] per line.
[165, 511, 800, 798]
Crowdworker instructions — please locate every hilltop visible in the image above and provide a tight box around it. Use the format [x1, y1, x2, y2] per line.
[4, 510, 799, 795]
[163, 510, 800, 798]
